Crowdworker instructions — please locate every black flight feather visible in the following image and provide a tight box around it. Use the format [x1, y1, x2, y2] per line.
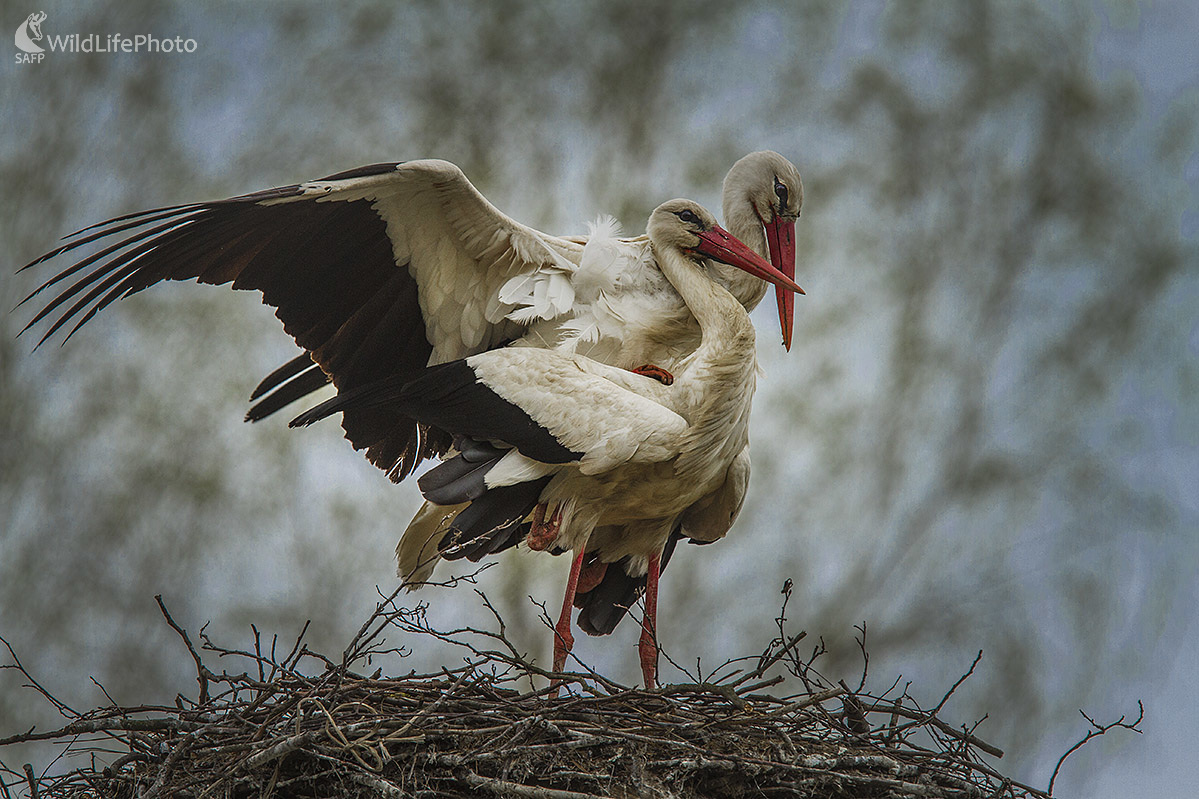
[290, 360, 583, 465]
[245, 364, 331, 423]
[251, 353, 315, 401]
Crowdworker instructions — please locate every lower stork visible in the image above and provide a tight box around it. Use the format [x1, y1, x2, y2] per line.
[292, 200, 805, 687]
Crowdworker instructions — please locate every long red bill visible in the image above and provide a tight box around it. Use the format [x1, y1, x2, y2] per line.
[695, 224, 805, 297]
[765, 217, 797, 351]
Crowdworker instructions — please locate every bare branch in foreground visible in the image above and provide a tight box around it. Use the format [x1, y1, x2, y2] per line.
[1048, 701, 1145, 795]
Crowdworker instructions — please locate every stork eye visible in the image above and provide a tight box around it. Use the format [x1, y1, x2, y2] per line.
[774, 179, 788, 207]
[677, 209, 699, 225]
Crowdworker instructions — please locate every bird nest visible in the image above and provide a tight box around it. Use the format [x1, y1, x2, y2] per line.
[1, 581, 1126, 799]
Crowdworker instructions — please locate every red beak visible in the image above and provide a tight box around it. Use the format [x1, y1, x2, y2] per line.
[694, 224, 805, 297]
[765, 217, 797, 351]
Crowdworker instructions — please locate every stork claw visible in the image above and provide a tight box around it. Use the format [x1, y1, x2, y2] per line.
[576, 553, 608, 594]
[631, 364, 674, 386]
[527, 502, 563, 551]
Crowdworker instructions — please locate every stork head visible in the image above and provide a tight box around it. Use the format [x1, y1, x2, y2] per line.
[723, 151, 803, 350]
[649, 199, 804, 297]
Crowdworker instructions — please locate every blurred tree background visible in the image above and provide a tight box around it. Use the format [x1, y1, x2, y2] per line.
[2, 1, 1195, 795]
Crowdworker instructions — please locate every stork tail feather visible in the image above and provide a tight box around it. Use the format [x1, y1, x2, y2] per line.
[438, 477, 550, 562]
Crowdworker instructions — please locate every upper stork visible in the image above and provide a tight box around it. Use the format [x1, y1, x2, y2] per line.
[19, 155, 801, 489]
[292, 199, 805, 687]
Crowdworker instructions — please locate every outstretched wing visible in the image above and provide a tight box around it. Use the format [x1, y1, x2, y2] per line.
[18, 159, 583, 481]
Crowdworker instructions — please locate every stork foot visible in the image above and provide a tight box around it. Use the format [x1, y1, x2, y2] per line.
[576, 553, 608, 595]
[527, 502, 563, 552]
[631, 364, 674, 386]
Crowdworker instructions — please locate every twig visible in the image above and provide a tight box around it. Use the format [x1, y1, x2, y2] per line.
[0, 636, 79, 720]
[930, 650, 983, 717]
[0, 717, 205, 747]
[346, 771, 408, 798]
[756, 686, 847, 718]
[729, 631, 807, 689]
[853, 622, 870, 693]
[884, 705, 1005, 759]
[155, 595, 211, 704]
[22, 765, 38, 799]
[459, 770, 612, 799]
[1048, 701, 1144, 795]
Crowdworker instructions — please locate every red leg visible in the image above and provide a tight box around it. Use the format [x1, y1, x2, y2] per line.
[552, 548, 587, 691]
[638, 554, 661, 689]
[631, 364, 674, 386]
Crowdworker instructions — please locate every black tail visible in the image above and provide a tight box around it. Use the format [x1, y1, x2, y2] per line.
[418, 439, 508, 505]
[439, 477, 551, 563]
[575, 555, 642, 636]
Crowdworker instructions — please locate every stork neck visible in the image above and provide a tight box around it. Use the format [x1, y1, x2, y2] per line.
[654, 246, 756, 368]
[655, 243, 759, 481]
[712, 201, 769, 312]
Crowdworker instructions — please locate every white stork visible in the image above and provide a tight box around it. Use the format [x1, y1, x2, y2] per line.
[291, 199, 805, 687]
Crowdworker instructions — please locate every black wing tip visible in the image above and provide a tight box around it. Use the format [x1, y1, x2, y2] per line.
[289, 392, 343, 427]
[249, 353, 315, 400]
[288, 404, 328, 428]
[17, 250, 61, 273]
[245, 364, 331, 424]
[287, 372, 412, 429]
[61, 201, 205, 240]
